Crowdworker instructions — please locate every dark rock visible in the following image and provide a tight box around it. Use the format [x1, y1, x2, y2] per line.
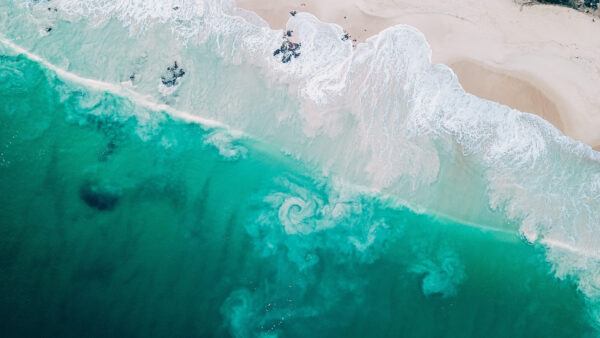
[79, 181, 120, 211]
[273, 40, 302, 63]
[290, 10, 297, 16]
[161, 61, 185, 87]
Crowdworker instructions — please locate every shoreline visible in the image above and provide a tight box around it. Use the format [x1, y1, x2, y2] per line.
[448, 59, 565, 132]
[237, 0, 600, 150]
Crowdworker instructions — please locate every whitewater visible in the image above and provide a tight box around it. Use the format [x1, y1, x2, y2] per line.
[0, 0, 599, 336]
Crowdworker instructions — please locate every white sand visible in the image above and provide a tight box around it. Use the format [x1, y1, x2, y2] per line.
[236, 0, 600, 150]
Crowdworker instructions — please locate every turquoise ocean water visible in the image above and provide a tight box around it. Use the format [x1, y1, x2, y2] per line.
[1, 1, 600, 337]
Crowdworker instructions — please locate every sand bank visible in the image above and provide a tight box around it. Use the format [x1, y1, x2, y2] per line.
[236, 0, 600, 150]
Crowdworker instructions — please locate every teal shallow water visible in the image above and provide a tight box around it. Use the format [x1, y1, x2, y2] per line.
[0, 52, 596, 336]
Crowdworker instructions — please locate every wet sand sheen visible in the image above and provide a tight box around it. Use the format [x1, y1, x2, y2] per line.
[450, 59, 600, 151]
[449, 59, 565, 132]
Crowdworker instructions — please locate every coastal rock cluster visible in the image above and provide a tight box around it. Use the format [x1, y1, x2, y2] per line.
[160, 61, 185, 87]
[273, 38, 301, 63]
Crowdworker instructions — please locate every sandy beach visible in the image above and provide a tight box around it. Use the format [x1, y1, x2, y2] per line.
[237, 0, 600, 150]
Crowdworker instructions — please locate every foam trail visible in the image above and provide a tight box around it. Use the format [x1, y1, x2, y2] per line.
[0, 36, 237, 133]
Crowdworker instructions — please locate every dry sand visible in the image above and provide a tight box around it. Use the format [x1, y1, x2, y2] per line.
[237, 0, 600, 150]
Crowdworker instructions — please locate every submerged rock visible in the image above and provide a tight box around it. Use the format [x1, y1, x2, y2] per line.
[98, 139, 117, 162]
[79, 181, 121, 211]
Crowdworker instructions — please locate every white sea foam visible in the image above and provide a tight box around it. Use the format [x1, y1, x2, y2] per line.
[0, 37, 233, 130]
[410, 246, 466, 298]
[2, 0, 600, 317]
[203, 129, 248, 160]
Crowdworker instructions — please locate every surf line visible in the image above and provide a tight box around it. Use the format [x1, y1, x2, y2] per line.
[0, 36, 243, 136]
[2, 36, 599, 261]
